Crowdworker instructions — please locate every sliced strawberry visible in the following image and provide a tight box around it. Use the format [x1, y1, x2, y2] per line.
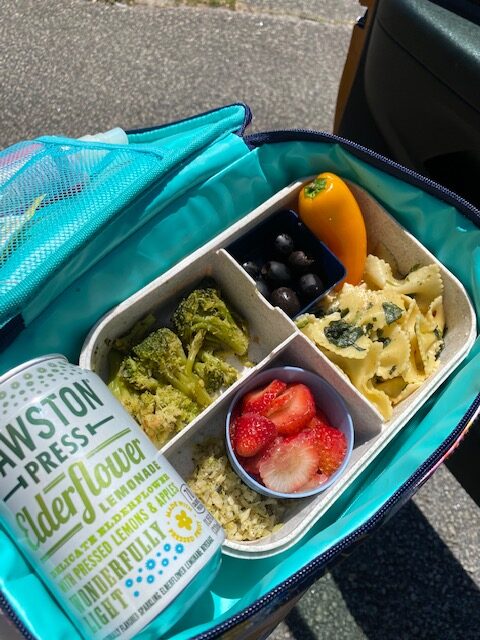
[295, 472, 329, 493]
[241, 379, 287, 415]
[307, 411, 331, 432]
[237, 436, 277, 476]
[258, 431, 320, 493]
[313, 424, 347, 476]
[265, 383, 316, 436]
[232, 413, 277, 458]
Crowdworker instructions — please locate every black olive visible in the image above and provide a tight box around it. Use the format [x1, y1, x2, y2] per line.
[270, 287, 301, 317]
[288, 250, 316, 272]
[260, 261, 293, 286]
[273, 233, 294, 257]
[242, 261, 260, 279]
[255, 279, 270, 299]
[298, 273, 324, 300]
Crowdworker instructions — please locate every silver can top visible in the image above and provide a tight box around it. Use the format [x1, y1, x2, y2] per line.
[0, 355, 73, 419]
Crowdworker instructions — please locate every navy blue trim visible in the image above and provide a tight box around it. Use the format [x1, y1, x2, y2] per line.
[126, 102, 252, 138]
[245, 129, 480, 226]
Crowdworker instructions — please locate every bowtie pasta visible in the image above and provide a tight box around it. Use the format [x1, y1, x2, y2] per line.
[296, 255, 445, 420]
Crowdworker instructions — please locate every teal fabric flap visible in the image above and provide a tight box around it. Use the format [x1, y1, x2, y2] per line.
[0, 103, 249, 331]
[0, 128, 478, 640]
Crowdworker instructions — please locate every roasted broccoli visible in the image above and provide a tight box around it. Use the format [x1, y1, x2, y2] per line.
[185, 329, 206, 375]
[137, 385, 200, 447]
[108, 373, 200, 448]
[119, 356, 158, 392]
[194, 350, 239, 393]
[172, 287, 249, 356]
[107, 286, 250, 446]
[108, 373, 142, 417]
[132, 327, 212, 407]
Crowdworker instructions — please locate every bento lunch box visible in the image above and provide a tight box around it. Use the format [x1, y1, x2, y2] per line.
[79, 178, 477, 560]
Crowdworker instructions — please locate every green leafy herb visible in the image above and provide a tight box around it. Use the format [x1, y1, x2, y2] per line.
[389, 365, 397, 376]
[383, 302, 403, 325]
[433, 327, 442, 340]
[376, 328, 391, 347]
[340, 308, 350, 318]
[324, 320, 365, 351]
[365, 322, 373, 333]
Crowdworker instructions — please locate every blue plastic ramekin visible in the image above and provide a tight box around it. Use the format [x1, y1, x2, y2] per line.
[225, 366, 354, 499]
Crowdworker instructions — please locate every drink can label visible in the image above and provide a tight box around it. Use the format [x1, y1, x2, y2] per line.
[0, 355, 224, 640]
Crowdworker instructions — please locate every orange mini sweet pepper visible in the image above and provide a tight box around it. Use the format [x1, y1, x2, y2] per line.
[297, 172, 367, 286]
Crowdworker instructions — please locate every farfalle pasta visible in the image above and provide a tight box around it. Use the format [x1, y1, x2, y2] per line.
[296, 255, 446, 420]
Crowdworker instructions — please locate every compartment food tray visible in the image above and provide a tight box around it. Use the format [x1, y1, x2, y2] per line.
[80, 178, 477, 559]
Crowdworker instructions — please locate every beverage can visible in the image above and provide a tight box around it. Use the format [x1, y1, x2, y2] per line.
[0, 355, 224, 640]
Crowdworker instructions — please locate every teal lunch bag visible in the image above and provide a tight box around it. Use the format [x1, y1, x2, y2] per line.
[0, 103, 478, 640]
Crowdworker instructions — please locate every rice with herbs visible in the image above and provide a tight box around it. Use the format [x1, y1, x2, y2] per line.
[187, 441, 286, 541]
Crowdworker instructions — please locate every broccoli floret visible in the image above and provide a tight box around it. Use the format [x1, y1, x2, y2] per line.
[132, 327, 212, 407]
[108, 372, 200, 448]
[108, 373, 159, 435]
[194, 350, 239, 393]
[119, 356, 158, 392]
[172, 287, 249, 356]
[108, 372, 141, 416]
[185, 329, 206, 375]
[113, 314, 156, 354]
[139, 385, 201, 448]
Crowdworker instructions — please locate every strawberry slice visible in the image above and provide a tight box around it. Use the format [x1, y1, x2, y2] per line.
[258, 431, 320, 493]
[237, 453, 262, 478]
[265, 383, 316, 435]
[307, 411, 331, 431]
[312, 424, 347, 476]
[295, 472, 329, 493]
[237, 434, 278, 477]
[241, 379, 287, 415]
[232, 413, 277, 458]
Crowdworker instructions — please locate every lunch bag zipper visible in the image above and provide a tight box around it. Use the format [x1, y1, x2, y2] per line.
[127, 102, 252, 139]
[245, 129, 480, 225]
